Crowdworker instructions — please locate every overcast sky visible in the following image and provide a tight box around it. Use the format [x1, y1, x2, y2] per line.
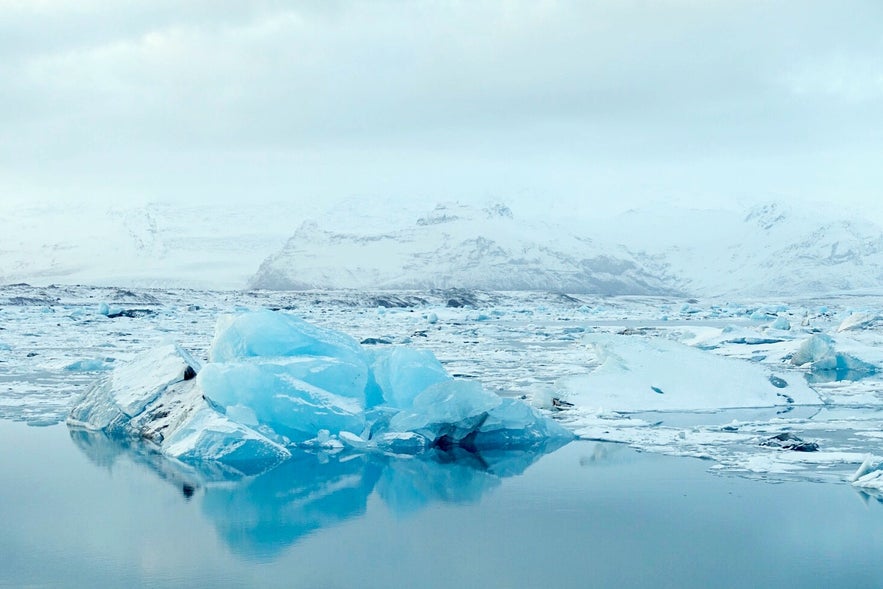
[2, 0, 882, 220]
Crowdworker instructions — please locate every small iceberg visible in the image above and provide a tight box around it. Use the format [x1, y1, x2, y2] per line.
[790, 334, 878, 382]
[68, 310, 573, 475]
[851, 456, 883, 495]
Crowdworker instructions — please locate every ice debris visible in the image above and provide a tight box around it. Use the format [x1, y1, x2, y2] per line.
[769, 316, 791, 331]
[68, 310, 572, 474]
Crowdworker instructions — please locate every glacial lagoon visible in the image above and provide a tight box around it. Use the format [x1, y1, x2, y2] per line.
[5, 286, 883, 587]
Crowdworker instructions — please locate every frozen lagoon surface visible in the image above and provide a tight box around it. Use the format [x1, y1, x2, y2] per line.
[4, 285, 883, 585]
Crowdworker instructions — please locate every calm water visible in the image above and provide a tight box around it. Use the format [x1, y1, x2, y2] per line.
[2, 421, 883, 588]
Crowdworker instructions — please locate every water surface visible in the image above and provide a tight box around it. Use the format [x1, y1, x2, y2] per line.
[2, 422, 883, 588]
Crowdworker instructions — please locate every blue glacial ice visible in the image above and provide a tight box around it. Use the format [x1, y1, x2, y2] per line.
[68, 310, 573, 473]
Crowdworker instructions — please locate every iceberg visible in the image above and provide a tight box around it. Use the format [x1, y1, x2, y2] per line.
[68, 310, 573, 472]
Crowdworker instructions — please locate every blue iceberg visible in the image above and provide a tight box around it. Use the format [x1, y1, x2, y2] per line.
[68, 310, 574, 473]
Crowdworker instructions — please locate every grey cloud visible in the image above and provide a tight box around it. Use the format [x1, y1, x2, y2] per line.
[1, 0, 882, 212]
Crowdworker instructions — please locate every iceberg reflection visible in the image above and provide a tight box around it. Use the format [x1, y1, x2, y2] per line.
[69, 428, 567, 558]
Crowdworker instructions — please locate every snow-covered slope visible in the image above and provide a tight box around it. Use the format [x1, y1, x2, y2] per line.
[0, 201, 311, 289]
[250, 203, 680, 295]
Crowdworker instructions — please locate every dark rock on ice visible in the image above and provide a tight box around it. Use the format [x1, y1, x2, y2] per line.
[760, 432, 819, 452]
[370, 295, 427, 308]
[768, 375, 788, 389]
[727, 337, 785, 345]
[551, 397, 574, 410]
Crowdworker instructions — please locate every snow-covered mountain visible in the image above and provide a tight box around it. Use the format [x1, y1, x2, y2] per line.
[586, 203, 883, 298]
[250, 203, 680, 295]
[4, 198, 883, 298]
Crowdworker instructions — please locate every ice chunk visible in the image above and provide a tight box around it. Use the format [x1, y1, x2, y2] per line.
[198, 362, 365, 444]
[209, 309, 366, 365]
[369, 347, 450, 408]
[68, 343, 199, 429]
[163, 408, 290, 476]
[373, 432, 430, 453]
[791, 334, 836, 367]
[849, 455, 880, 482]
[473, 398, 575, 448]
[64, 359, 113, 372]
[385, 380, 506, 446]
[749, 309, 770, 321]
[68, 343, 290, 475]
[837, 312, 879, 332]
[98, 302, 122, 317]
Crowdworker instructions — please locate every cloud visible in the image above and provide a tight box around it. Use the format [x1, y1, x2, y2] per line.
[1, 0, 882, 213]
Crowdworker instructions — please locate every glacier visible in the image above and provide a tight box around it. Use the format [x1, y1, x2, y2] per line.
[67, 309, 574, 473]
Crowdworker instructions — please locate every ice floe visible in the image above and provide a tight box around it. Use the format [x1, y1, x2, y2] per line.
[557, 332, 819, 412]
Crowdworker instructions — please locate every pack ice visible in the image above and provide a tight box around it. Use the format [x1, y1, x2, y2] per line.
[68, 310, 573, 474]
